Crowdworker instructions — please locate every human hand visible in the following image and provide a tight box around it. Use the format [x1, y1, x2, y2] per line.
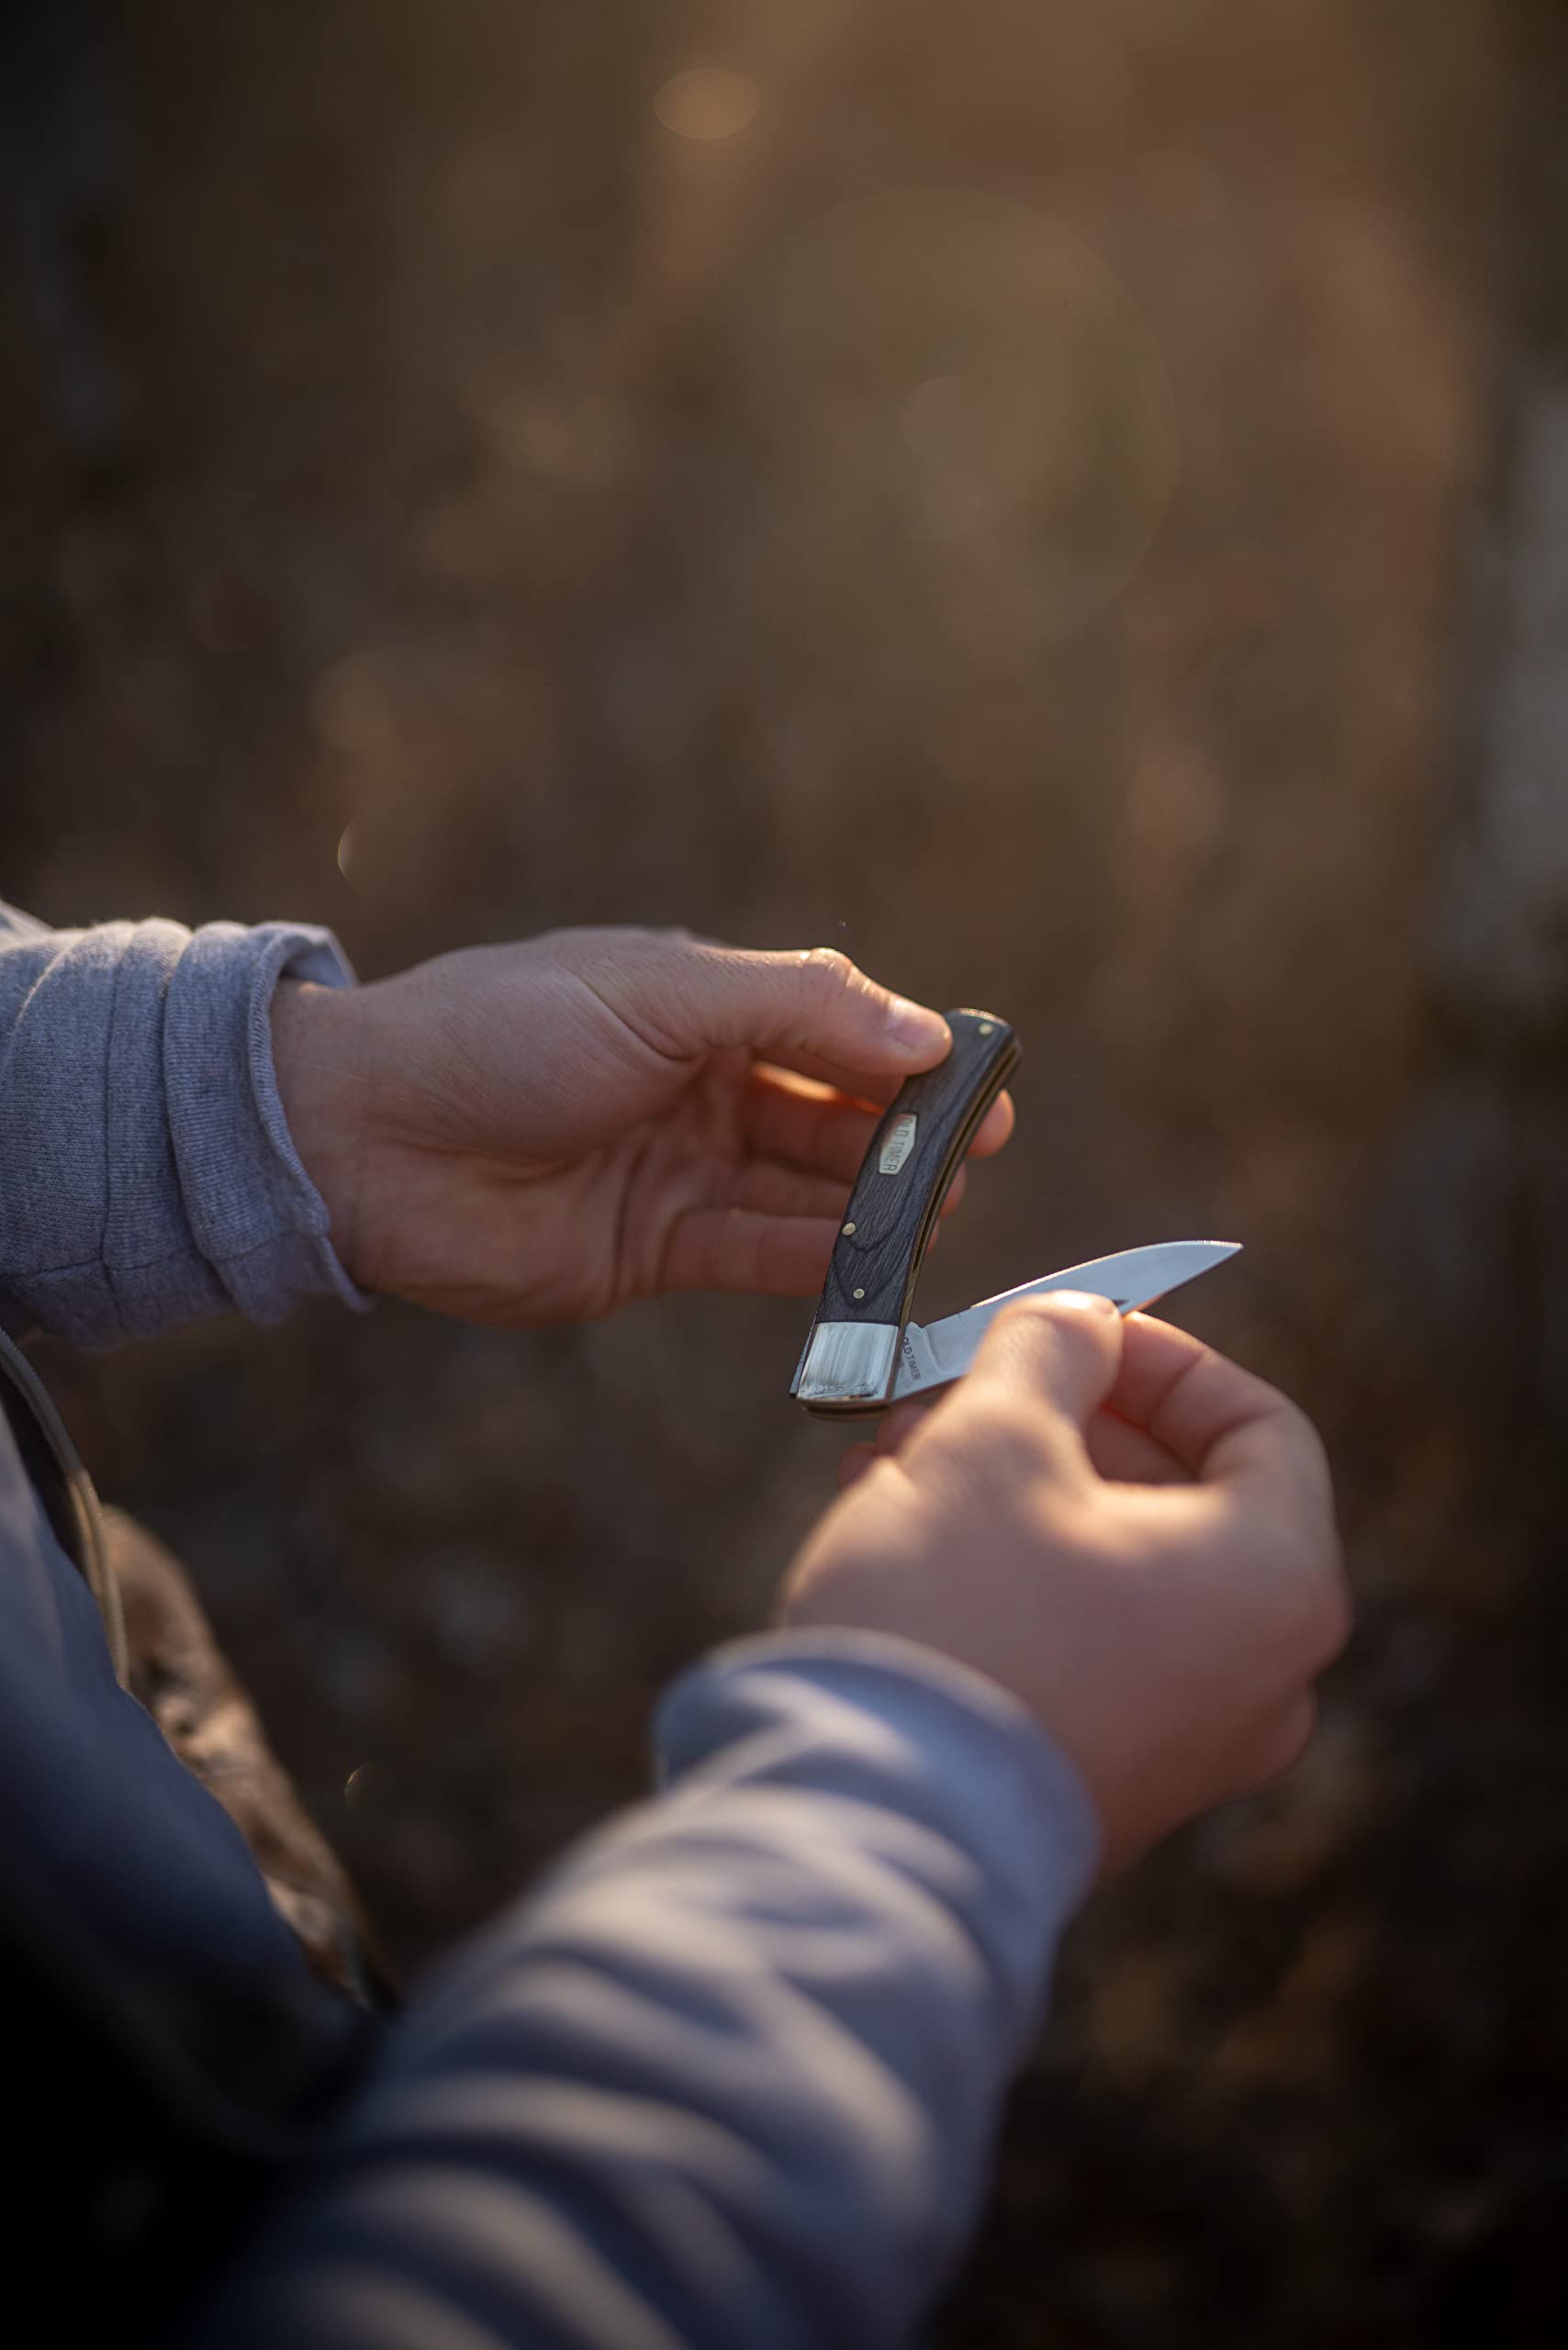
[270, 931, 1011, 1325]
[779, 1294, 1348, 1871]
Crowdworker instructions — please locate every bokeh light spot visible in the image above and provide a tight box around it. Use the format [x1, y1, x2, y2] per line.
[470, 381, 632, 487]
[653, 66, 761, 143]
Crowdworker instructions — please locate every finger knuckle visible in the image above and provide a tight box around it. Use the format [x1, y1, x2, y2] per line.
[778, 946, 861, 1044]
[1275, 1396, 1336, 1492]
[1254, 1697, 1317, 1784]
[1314, 1545, 1354, 1659]
[1281, 1526, 1353, 1669]
[803, 944, 856, 994]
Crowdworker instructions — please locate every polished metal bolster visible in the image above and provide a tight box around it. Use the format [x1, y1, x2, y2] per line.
[793, 1321, 900, 1407]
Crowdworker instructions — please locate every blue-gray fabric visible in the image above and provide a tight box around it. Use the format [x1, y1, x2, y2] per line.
[0, 901, 364, 1339]
[0, 901, 1101, 2347]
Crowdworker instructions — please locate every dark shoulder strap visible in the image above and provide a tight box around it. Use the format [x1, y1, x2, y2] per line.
[0, 1323, 128, 1682]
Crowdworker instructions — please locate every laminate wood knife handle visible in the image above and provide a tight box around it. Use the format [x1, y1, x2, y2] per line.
[792, 1007, 1020, 1414]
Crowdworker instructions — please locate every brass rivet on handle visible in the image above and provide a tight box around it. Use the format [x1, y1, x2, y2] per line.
[853, 1288, 866, 1300]
[842, 1221, 857, 1236]
[979, 1021, 994, 1035]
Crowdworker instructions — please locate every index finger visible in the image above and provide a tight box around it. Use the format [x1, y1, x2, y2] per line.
[1108, 1313, 1329, 1508]
[682, 944, 955, 1095]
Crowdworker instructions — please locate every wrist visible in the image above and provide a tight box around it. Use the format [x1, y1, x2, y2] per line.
[269, 979, 375, 1287]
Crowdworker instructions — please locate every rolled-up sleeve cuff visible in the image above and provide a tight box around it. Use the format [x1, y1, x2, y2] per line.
[0, 914, 369, 1346]
[163, 922, 368, 1324]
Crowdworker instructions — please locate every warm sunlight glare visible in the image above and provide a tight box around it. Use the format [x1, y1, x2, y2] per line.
[653, 66, 761, 143]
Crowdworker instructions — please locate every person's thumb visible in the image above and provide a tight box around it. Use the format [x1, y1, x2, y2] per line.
[965, 1292, 1125, 1448]
[643, 938, 952, 1086]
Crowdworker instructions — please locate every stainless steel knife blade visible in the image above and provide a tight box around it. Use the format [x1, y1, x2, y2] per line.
[890, 1239, 1240, 1402]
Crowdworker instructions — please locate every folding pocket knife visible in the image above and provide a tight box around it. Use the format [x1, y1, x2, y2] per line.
[791, 1007, 1238, 1415]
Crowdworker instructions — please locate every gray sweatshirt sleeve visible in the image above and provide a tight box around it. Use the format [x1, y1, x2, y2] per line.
[0, 898, 365, 1342]
[183, 1631, 1101, 2350]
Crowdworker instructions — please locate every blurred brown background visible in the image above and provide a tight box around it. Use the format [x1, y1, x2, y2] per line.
[7, 0, 1568, 2339]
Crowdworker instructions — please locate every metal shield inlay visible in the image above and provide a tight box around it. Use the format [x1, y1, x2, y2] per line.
[879, 1113, 918, 1175]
